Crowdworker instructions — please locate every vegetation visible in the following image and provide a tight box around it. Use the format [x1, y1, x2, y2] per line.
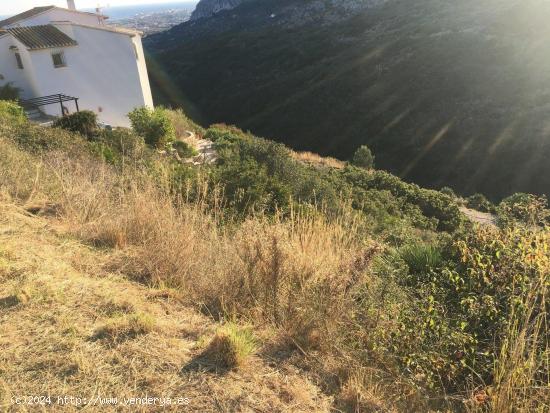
[128, 106, 176, 148]
[466, 193, 495, 213]
[147, 0, 550, 201]
[52, 110, 99, 139]
[0, 100, 26, 126]
[352, 144, 375, 169]
[0, 83, 20, 101]
[0, 103, 547, 412]
[206, 323, 257, 369]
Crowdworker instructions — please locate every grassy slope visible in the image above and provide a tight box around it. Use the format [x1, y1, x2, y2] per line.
[0, 201, 330, 412]
[0, 106, 547, 412]
[147, 0, 550, 201]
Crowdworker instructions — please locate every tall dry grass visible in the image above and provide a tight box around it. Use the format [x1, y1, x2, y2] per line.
[487, 269, 549, 412]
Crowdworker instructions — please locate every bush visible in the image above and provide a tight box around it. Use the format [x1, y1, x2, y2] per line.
[497, 193, 549, 227]
[53, 110, 98, 139]
[128, 106, 175, 148]
[0, 101, 26, 126]
[440, 186, 456, 198]
[352, 145, 375, 169]
[99, 129, 146, 160]
[206, 323, 257, 369]
[466, 193, 495, 213]
[0, 83, 21, 101]
[173, 140, 198, 158]
[166, 108, 205, 136]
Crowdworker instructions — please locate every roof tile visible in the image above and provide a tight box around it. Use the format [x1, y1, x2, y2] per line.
[7, 25, 78, 50]
[0, 6, 56, 28]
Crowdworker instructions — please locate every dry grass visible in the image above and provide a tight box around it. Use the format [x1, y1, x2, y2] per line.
[291, 150, 346, 169]
[0, 201, 331, 412]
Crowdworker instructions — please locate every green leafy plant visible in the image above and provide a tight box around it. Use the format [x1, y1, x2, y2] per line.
[0, 101, 26, 126]
[466, 193, 495, 213]
[497, 193, 549, 227]
[173, 140, 198, 158]
[53, 110, 98, 139]
[128, 106, 175, 148]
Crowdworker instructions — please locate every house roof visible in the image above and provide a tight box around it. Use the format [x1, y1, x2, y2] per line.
[6, 25, 78, 50]
[0, 6, 108, 28]
[0, 6, 56, 27]
[53, 21, 142, 37]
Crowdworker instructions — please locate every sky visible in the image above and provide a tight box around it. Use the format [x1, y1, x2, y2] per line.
[0, 0, 195, 16]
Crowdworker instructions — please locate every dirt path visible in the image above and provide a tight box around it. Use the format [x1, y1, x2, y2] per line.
[460, 207, 496, 227]
[0, 202, 329, 412]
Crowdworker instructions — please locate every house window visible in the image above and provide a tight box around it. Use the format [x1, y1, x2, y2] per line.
[14, 53, 24, 69]
[51, 52, 66, 68]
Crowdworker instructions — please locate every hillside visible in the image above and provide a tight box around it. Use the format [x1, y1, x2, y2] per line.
[0, 203, 328, 412]
[0, 102, 548, 412]
[146, 0, 550, 201]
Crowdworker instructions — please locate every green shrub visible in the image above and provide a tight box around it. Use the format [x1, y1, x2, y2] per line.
[0, 83, 21, 101]
[99, 128, 146, 161]
[166, 108, 205, 136]
[466, 193, 495, 213]
[53, 110, 98, 139]
[128, 106, 175, 148]
[173, 140, 198, 158]
[440, 186, 456, 198]
[342, 168, 463, 231]
[497, 193, 549, 226]
[0, 101, 26, 126]
[352, 145, 375, 169]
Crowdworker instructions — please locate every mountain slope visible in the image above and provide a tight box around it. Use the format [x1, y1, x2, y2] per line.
[190, 0, 245, 20]
[146, 0, 550, 200]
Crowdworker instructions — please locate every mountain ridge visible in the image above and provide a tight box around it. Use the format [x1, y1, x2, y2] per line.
[146, 0, 550, 201]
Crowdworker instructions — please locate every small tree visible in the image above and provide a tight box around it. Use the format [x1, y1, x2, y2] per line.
[128, 106, 175, 148]
[352, 145, 375, 169]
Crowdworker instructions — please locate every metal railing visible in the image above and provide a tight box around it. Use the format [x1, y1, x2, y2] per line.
[20, 94, 79, 115]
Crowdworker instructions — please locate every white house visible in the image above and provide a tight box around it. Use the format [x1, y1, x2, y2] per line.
[0, 1, 153, 126]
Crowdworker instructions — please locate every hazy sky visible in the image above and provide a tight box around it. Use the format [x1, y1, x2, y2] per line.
[1, 1, 196, 15]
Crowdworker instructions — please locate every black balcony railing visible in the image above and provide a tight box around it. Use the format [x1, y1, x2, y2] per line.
[20, 94, 79, 115]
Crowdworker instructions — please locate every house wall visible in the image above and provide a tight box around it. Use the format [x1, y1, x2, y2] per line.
[28, 24, 152, 126]
[3, 9, 103, 28]
[0, 35, 40, 99]
[132, 35, 154, 108]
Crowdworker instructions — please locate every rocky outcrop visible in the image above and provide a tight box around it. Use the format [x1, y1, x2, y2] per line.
[190, 0, 388, 23]
[190, 0, 245, 20]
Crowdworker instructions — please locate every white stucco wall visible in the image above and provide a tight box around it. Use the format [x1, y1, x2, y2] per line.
[0, 35, 39, 99]
[132, 36, 154, 108]
[3, 9, 104, 28]
[25, 24, 152, 126]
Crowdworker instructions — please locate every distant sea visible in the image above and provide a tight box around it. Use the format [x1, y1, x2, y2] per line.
[0, 2, 198, 22]
[84, 1, 198, 21]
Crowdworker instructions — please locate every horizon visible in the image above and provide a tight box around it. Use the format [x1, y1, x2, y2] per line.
[0, 0, 198, 16]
